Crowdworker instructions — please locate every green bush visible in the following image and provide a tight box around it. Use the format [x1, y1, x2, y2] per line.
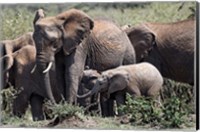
[44, 100, 84, 119]
[119, 88, 194, 128]
[0, 7, 34, 40]
[0, 87, 17, 113]
[161, 96, 189, 128]
[161, 79, 194, 114]
[119, 95, 162, 126]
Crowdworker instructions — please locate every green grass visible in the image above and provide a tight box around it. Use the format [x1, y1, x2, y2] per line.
[0, 2, 196, 40]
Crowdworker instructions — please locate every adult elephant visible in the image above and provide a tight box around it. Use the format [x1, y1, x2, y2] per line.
[124, 18, 195, 85]
[32, 9, 136, 116]
[1, 36, 61, 121]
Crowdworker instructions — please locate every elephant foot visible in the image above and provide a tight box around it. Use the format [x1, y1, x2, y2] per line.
[13, 111, 24, 118]
[30, 94, 45, 121]
[33, 115, 44, 121]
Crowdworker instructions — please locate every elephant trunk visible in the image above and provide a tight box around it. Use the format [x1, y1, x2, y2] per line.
[77, 83, 99, 99]
[36, 61, 55, 104]
[43, 72, 55, 104]
[77, 90, 93, 99]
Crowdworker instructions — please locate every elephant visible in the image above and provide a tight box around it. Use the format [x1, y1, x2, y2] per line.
[77, 62, 163, 115]
[32, 9, 136, 116]
[0, 32, 34, 60]
[1, 40, 62, 121]
[77, 69, 101, 114]
[124, 18, 195, 85]
[0, 32, 34, 88]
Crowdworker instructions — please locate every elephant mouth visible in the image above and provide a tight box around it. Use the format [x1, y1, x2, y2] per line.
[63, 47, 77, 56]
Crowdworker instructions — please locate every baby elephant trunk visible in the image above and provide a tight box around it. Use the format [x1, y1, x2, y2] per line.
[77, 84, 99, 99]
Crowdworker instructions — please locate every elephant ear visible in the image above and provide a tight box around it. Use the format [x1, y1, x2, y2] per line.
[108, 74, 128, 95]
[125, 25, 156, 61]
[126, 25, 156, 48]
[33, 9, 45, 25]
[1, 54, 14, 72]
[56, 9, 94, 55]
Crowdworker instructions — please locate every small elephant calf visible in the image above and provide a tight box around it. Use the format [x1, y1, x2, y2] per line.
[77, 69, 101, 114]
[78, 62, 163, 115]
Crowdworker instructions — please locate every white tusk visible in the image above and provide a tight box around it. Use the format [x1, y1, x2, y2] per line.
[43, 62, 53, 73]
[31, 65, 37, 74]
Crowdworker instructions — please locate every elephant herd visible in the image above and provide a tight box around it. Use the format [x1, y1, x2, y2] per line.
[0, 8, 195, 121]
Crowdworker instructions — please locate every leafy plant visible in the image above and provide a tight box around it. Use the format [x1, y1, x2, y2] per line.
[119, 95, 162, 127]
[161, 96, 188, 128]
[118, 79, 195, 129]
[44, 100, 84, 119]
[0, 87, 18, 113]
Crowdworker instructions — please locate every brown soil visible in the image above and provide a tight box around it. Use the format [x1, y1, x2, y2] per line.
[47, 115, 99, 129]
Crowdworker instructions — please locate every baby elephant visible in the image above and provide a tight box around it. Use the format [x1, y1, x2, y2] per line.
[77, 69, 101, 114]
[78, 62, 163, 110]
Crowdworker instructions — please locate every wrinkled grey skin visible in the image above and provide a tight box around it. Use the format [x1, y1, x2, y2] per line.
[78, 62, 163, 115]
[0, 32, 34, 88]
[124, 18, 195, 85]
[1, 43, 62, 121]
[33, 9, 136, 116]
[77, 69, 101, 114]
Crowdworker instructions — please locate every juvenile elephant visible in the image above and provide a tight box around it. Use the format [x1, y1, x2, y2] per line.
[124, 18, 195, 85]
[78, 62, 163, 115]
[1, 44, 62, 121]
[77, 69, 101, 114]
[0, 32, 34, 88]
[0, 32, 34, 57]
[32, 9, 136, 116]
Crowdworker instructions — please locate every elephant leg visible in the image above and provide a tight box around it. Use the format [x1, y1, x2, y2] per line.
[107, 98, 114, 117]
[13, 90, 29, 117]
[64, 45, 87, 104]
[100, 94, 108, 117]
[128, 86, 141, 98]
[100, 93, 114, 117]
[147, 86, 162, 107]
[115, 91, 126, 116]
[30, 94, 44, 121]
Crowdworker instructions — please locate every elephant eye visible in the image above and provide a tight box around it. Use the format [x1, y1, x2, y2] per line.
[50, 39, 57, 46]
[90, 76, 98, 80]
[98, 81, 103, 85]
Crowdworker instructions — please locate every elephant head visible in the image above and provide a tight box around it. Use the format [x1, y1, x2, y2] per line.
[0, 32, 34, 71]
[81, 69, 101, 90]
[32, 9, 94, 102]
[124, 24, 156, 62]
[0, 33, 34, 88]
[77, 72, 129, 99]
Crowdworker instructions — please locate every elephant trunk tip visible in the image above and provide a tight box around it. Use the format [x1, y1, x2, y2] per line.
[76, 90, 92, 99]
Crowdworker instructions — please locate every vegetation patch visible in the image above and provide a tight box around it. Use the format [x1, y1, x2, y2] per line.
[118, 78, 195, 129]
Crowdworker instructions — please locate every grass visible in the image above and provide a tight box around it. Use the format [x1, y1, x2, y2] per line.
[0, 2, 196, 130]
[0, 2, 196, 40]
